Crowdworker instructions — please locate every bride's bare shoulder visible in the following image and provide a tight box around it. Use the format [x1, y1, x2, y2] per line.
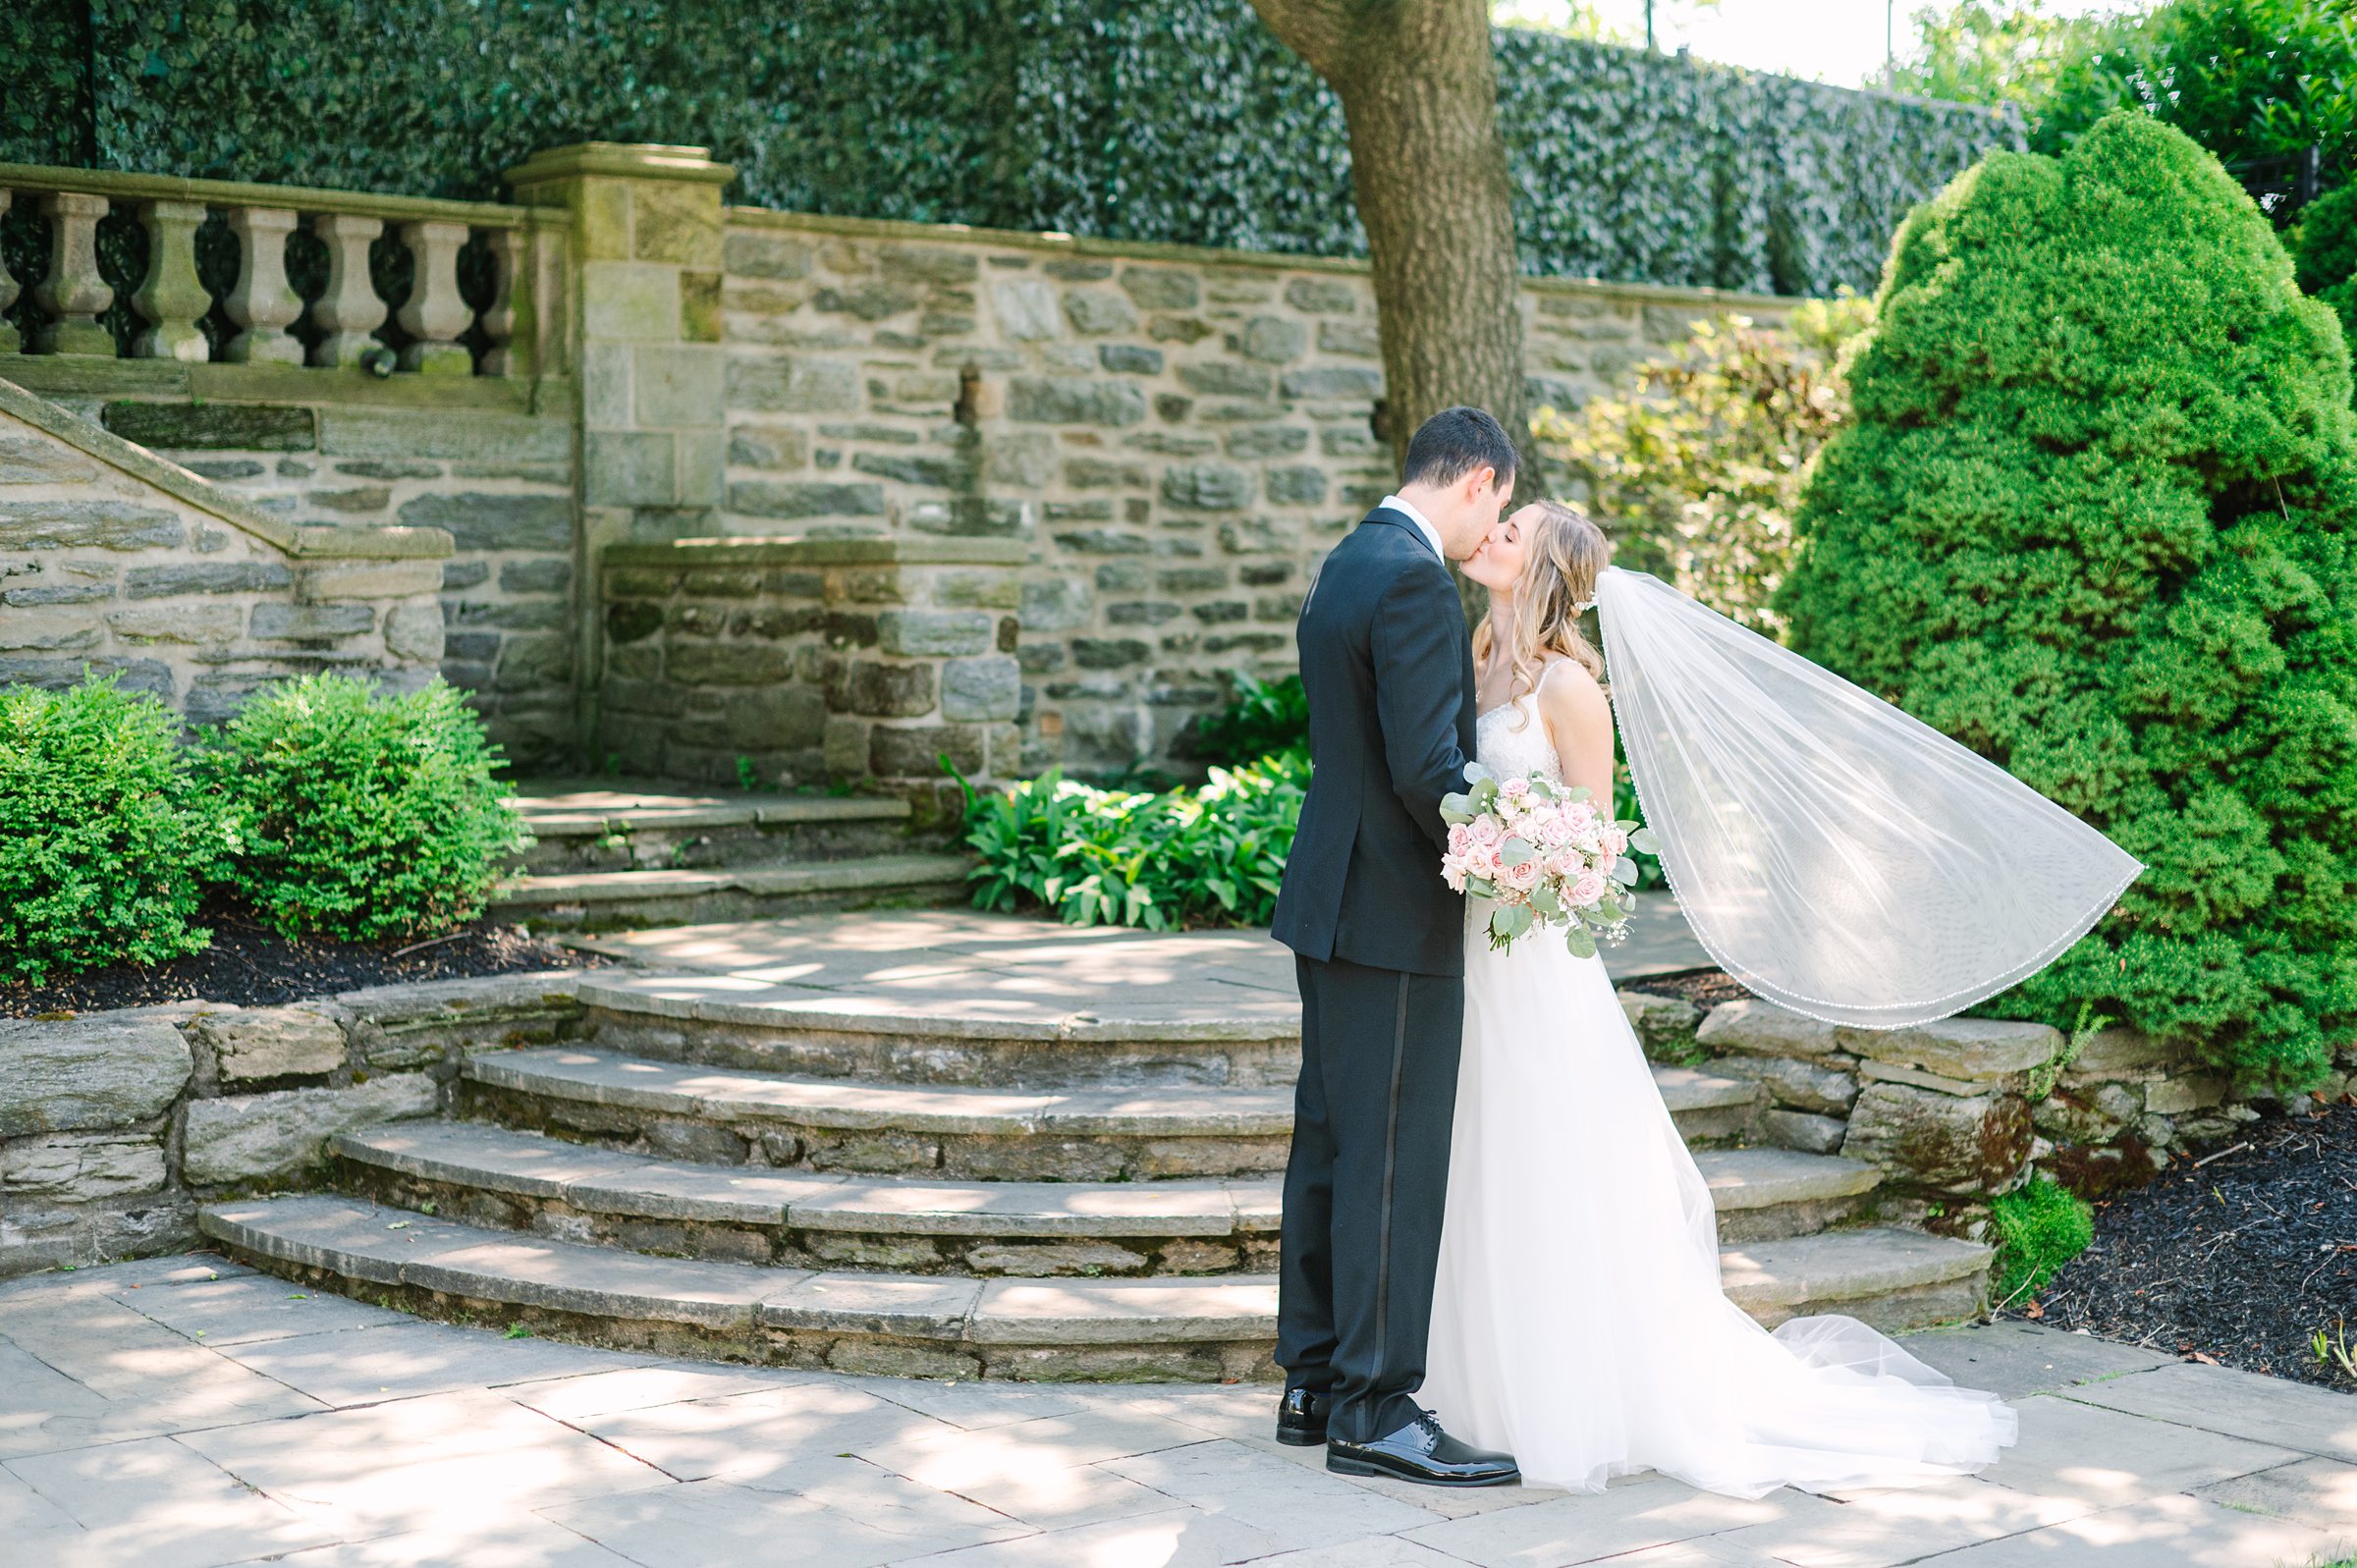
[1534, 657, 1608, 722]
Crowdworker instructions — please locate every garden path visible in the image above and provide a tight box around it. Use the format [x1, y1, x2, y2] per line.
[5, 1253, 2353, 1567]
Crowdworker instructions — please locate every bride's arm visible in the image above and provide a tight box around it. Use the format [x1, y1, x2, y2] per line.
[1535, 661, 1617, 807]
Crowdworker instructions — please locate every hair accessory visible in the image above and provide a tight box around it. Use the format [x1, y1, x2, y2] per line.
[1573, 598, 1597, 615]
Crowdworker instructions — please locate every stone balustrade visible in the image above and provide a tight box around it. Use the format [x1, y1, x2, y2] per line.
[0, 163, 563, 377]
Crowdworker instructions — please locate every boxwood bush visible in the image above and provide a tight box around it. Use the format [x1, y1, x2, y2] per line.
[0, 675, 224, 985]
[1780, 112, 2357, 1096]
[201, 674, 525, 942]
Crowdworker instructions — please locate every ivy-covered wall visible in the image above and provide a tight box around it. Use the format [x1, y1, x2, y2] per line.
[5, 0, 2019, 297]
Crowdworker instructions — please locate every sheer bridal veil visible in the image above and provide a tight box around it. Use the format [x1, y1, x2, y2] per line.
[1592, 567, 2142, 1029]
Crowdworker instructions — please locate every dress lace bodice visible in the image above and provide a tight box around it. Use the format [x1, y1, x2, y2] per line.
[1474, 690, 1564, 785]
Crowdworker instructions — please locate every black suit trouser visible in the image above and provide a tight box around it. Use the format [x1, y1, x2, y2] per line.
[1277, 950, 1464, 1444]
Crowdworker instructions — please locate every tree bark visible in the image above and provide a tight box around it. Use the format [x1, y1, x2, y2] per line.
[1247, 0, 1535, 482]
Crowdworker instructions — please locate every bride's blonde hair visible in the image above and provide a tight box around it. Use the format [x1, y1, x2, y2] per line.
[1471, 499, 1611, 724]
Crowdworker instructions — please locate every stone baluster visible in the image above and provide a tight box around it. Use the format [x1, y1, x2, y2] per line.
[223, 205, 304, 364]
[396, 219, 474, 374]
[131, 199, 213, 361]
[31, 191, 114, 355]
[0, 191, 18, 353]
[308, 212, 386, 367]
[478, 227, 525, 376]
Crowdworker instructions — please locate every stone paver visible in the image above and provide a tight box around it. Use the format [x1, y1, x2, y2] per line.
[3, 1254, 2354, 1567]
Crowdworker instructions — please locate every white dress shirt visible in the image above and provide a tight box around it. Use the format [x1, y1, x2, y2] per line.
[1378, 493, 1446, 562]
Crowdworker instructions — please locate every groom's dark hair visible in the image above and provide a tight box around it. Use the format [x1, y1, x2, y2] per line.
[1400, 406, 1517, 490]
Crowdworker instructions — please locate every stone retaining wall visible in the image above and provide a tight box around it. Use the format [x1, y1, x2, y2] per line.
[714, 209, 1795, 777]
[5, 360, 576, 765]
[0, 376, 453, 718]
[598, 535, 1024, 815]
[1633, 992, 2341, 1242]
[0, 974, 586, 1277]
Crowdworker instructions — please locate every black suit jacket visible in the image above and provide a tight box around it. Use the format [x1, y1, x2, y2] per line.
[1272, 507, 1478, 976]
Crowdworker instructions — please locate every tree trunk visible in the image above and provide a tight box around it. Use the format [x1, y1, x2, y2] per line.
[1247, 0, 1536, 482]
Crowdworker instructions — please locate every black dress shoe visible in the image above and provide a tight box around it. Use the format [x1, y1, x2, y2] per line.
[1275, 1386, 1330, 1446]
[1327, 1408, 1519, 1487]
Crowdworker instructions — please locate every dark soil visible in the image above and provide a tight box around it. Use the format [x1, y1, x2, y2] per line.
[2023, 1103, 2357, 1390]
[1624, 966, 1752, 1009]
[1, 909, 611, 1018]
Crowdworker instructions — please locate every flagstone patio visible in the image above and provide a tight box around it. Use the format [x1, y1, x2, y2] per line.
[3, 1252, 2353, 1567]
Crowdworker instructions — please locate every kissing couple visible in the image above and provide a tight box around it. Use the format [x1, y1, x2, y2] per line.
[1267, 406, 2140, 1496]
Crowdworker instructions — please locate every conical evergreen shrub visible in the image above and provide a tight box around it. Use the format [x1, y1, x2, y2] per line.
[1779, 111, 2357, 1096]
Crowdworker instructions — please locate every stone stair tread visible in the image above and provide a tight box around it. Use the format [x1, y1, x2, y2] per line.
[198, 1196, 1273, 1343]
[199, 1196, 1986, 1347]
[1718, 1227, 1994, 1313]
[509, 782, 911, 838]
[334, 1120, 1279, 1237]
[495, 853, 970, 904]
[1691, 1147, 1881, 1210]
[469, 1044, 1757, 1137]
[466, 1046, 1294, 1134]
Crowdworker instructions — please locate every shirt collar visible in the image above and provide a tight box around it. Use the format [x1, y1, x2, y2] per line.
[1378, 493, 1445, 562]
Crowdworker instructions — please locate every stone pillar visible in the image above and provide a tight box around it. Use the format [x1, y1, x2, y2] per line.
[132, 199, 214, 362]
[307, 213, 386, 368]
[395, 219, 474, 374]
[506, 141, 734, 763]
[223, 205, 304, 365]
[31, 191, 114, 355]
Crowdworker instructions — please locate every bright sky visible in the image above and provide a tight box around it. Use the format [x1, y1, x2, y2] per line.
[1495, 0, 2132, 88]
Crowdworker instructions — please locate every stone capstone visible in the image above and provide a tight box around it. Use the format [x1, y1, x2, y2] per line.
[1696, 999, 1842, 1057]
[194, 1005, 351, 1083]
[181, 1074, 440, 1185]
[0, 1017, 192, 1137]
[1837, 1016, 2059, 1086]
[1840, 1081, 2033, 1197]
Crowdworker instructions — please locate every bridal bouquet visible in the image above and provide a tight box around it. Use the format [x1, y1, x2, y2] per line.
[1439, 762, 1656, 958]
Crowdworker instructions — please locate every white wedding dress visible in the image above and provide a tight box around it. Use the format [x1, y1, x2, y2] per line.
[1419, 685, 2020, 1499]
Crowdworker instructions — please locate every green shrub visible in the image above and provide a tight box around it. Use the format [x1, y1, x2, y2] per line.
[1188, 672, 1309, 768]
[202, 674, 525, 942]
[2296, 183, 2357, 356]
[1537, 295, 1873, 631]
[1779, 112, 2357, 1097]
[1989, 1174, 2095, 1307]
[0, 674, 223, 985]
[963, 753, 1306, 930]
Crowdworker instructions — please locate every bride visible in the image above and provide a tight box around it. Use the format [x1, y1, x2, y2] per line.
[1419, 498, 2028, 1499]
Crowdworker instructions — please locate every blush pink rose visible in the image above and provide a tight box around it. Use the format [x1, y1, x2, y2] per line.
[1500, 777, 1529, 801]
[1448, 824, 1473, 856]
[1568, 871, 1608, 907]
[1469, 817, 1503, 846]
[1504, 857, 1542, 891]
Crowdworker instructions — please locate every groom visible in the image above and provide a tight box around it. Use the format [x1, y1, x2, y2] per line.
[1269, 406, 1521, 1487]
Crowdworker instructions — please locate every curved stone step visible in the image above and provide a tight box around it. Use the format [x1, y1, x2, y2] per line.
[197, 1196, 1993, 1381]
[461, 1046, 1764, 1177]
[331, 1121, 1280, 1276]
[509, 781, 920, 874]
[491, 853, 973, 932]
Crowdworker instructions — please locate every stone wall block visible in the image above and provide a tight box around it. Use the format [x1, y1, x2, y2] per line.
[1840, 1082, 2034, 1197]
[194, 1005, 352, 1084]
[941, 655, 1020, 722]
[1617, 992, 1702, 1056]
[297, 562, 444, 601]
[1718, 1054, 1859, 1115]
[0, 1018, 192, 1138]
[180, 1073, 441, 1186]
[1836, 1017, 2059, 1086]
[1695, 999, 1843, 1057]
[879, 609, 993, 657]
[1, 1133, 168, 1201]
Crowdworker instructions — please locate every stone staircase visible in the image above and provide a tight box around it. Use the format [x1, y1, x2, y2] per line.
[490, 782, 973, 932]
[195, 931, 2000, 1382]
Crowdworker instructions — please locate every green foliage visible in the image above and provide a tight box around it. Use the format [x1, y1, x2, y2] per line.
[1537, 295, 1873, 630]
[1779, 112, 2357, 1097]
[962, 754, 1306, 930]
[2295, 183, 2357, 349]
[0, 675, 223, 986]
[1989, 1173, 2095, 1306]
[1188, 672, 1309, 768]
[1882, 2, 2110, 111]
[3, 2, 2014, 297]
[200, 674, 525, 942]
[2032, 0, 2357, 213]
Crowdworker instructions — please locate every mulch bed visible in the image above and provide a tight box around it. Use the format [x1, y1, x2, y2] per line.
[1624, 966, 1752, 1009]
[2017, 1102, 2357, 1390]
[1, 909, 611, 1018]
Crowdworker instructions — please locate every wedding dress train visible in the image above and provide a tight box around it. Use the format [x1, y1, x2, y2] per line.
[1419, 689, 2019, 1499]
